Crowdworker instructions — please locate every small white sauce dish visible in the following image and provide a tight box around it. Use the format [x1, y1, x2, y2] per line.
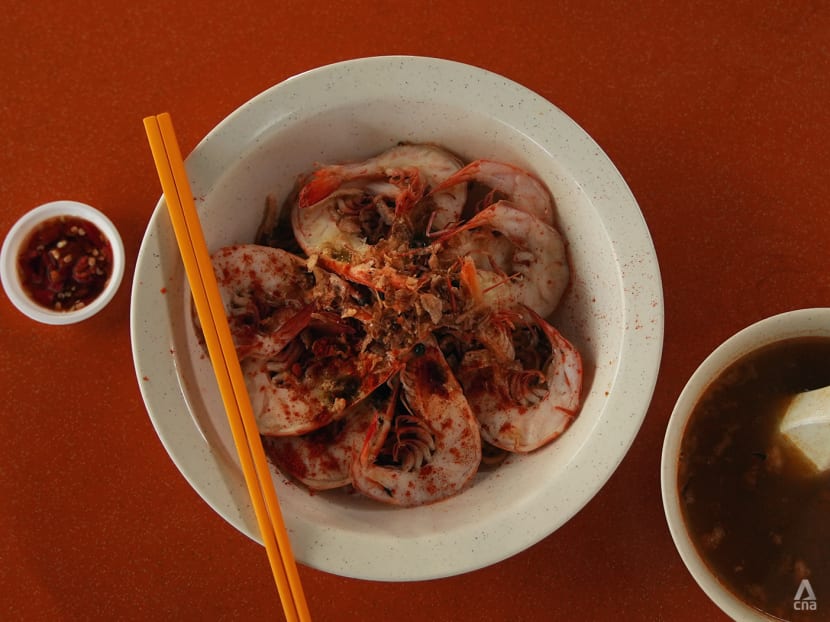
[0, 200, 125, 325]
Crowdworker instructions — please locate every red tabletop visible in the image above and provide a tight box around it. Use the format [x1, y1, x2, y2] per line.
[2, 3, 829, 620]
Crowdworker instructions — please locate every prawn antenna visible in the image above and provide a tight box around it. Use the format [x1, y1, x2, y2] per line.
[482, 272, 522, 295]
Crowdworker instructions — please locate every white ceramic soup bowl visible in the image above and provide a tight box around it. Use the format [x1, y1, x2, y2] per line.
[662, 307, 830, 620]
[131, 56, 664, 580]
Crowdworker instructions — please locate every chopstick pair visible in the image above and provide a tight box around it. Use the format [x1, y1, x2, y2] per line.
[143, 113, 310, 622]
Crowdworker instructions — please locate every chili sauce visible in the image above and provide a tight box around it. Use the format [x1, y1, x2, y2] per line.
[679, 337, 830, 621]
[16, 215, 113, 311]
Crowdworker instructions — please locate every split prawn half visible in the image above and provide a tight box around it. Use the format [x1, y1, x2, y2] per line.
[243, 308, 402, 437]
[350, 340, 482, 506]
[431, 158, 555, 225]
[262, 399, 376, 490]
[291, 143, 467, 289]
[211, 245, 315, 361]
[438, 200, 569, 318]
[457, 307, 582, 453]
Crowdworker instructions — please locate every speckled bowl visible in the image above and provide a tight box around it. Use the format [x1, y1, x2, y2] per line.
[131, 56, 663, 580]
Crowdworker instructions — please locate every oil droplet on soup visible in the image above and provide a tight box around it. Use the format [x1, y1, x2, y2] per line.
[679, 337, 830, 621]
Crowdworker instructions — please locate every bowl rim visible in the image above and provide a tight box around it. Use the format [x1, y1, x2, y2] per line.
[0, 200, 125, 325]
[131, 55, 665, 580]
[661, 307, 830, 621]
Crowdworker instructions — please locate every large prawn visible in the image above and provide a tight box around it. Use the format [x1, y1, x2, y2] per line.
[350, 340, 482, 506]
[262, 398, 376, 490]
[291, 144, 467, 289]
[431, 158, 555, 225]
[455, 307, 582, 453]
[437, 200, 569, 318]
[243, 307, 402, 437]
[211, 245, 314, 361]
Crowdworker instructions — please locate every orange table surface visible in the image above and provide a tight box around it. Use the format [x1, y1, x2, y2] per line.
[2, 2, 828, 621]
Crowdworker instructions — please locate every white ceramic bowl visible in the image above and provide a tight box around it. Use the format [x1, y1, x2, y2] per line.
[661, 307, 830, 621]
[1, 200, 125, 324]
[131, 56, 664, 580]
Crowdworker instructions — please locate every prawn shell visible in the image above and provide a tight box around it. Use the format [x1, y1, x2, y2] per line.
[463, 310, 583, 453]
[350, 342, 482, 507]
[291, 144, 468, 290]
[291, 195, 415, 291]
[262, 401, 375, 490]
[298, 143, 467, 228]
[211, 244, 314, 360]
[244, 349, 403, 437]
[431, 158, 555, 226]
[436, 201, 569, 318]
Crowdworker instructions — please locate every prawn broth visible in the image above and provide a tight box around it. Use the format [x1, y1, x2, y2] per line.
[679, 337, 830, 621]
[197, 143, 586, 507]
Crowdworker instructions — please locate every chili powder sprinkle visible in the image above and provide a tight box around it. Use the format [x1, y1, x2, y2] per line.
[17, 215, 113, 311]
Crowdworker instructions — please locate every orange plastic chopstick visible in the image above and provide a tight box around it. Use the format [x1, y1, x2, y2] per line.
[143, 113, 310, 622]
